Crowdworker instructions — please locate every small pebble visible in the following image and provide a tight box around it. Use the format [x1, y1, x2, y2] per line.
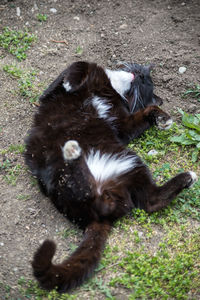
[16, 7, 21, 17]
[147, 149, 158, 156]
[138, 231, 143, 238]
[163, 74, 172, 82]
[50, 8, 57, 13]
[31, 3, 38, 13]
[119, 23, 128, 29]
[188, 104, 197, 113]
[179, 66, 186, 74]
[73, 16, 80, 21]
[34, 3, 38, 10]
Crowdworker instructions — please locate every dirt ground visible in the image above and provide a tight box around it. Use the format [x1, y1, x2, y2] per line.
[0, 0, 200, 299]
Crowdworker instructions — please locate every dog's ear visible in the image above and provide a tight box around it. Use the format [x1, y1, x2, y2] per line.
[152, 93, 163, 106]
[144, 64, 155, 74]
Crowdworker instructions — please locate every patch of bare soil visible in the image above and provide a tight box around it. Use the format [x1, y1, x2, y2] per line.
[0, 0, 199, 299]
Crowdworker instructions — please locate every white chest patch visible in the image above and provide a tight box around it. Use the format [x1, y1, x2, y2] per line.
[105, 69, 133, 98]
[92, 96, 112, 119]
[86, 150, 138, 187]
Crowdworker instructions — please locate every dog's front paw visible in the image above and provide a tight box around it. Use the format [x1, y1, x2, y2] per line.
[145, 106, 173, 130]
[156, 114, 173, 130]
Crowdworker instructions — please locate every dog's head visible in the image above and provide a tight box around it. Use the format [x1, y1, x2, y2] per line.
[118, 62, 163, 112]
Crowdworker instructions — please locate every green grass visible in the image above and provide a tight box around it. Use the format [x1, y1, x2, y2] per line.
[3, 64, 42, 104]
[109, 227, 200, 299]
[1, 144, 25, 155]
[0, 27, 36, 60]
[0, 281, 11, 300]
[0, 144, 25, 186]
[129, 124, 180, 163]
[17, 194, 30, 201]
[2, 163, 23, 186]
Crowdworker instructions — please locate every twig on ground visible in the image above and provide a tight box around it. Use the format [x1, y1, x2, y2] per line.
[51, 39, 68, 46]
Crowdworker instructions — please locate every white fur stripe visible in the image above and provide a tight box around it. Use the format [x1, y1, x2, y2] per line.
[92, 96, 111, 119]
[86, 150, 138, 184]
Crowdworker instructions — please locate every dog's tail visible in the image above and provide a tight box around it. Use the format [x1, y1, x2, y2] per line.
[32, 221, 111, 292]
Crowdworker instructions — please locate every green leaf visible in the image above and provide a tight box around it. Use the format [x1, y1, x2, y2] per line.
[191, 149, 199, 162]
[177, 108, 184, 115]
[186, 130, 200, 141]
[170, 134, 195, 145]
[182, 112, 200, 132]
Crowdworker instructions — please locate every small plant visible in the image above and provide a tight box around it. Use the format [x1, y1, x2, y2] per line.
[8, 144, 25, 154]
[0, 27, 36, 60]
[0, 281, 11, 300]
[0, 159, 11, 170]
[170, 109, 200, 162]
[10, 144, 25, 154]
[109, 231, 200, 299]
[183, 84, 200, 102]
[2, 64, 23, 78]
[17, 194, 30, 201]
[76, 45, 83, 55]
[4, 164, 22, 186]
[57, 227, 79, 239]
[37, 13, 47, 22]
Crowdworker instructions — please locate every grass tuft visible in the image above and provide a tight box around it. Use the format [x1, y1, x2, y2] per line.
[109, 229, 200, 299]
[37, 13, 48, 22]
[183, 84, 200, 102]
[3, 64, 43, 104]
